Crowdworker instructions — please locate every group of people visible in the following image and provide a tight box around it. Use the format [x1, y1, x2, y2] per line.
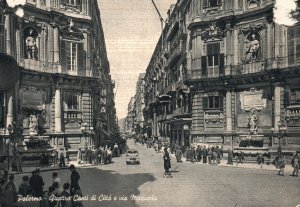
[174, 144, 224, 165]
[77, 143, 121, 165]
[0, 165, 82, 207]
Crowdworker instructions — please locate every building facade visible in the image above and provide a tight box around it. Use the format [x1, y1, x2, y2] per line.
[133, 73, 145, 136]
[0, 0, 117, 166]
[132, 0, 300, 154]
[125, 97, 135, 134]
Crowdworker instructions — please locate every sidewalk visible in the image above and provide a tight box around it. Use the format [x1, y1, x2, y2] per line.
[169, 153, 295, 173]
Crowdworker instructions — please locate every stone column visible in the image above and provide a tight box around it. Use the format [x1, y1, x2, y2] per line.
[233, 29, 239, 65]
[274, 84, 282, 131]
[5, 14, 11, 55]
[53, 26, 60, 63]
[6, 90, 13, 128]
[54, 84, 62, 132]
[226, 90, 232, 131]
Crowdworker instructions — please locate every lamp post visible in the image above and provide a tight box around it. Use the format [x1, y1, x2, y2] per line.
[271, 121, 287, 156]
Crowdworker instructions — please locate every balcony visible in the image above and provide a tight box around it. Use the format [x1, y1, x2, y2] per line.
[163, 83, 176, 94]
[186, 57, 291, 81]
[167, 41, 182, 67]
[64, 111, 82, 124]
[173, 106, 190, 117]
[20, 59, 60, 74]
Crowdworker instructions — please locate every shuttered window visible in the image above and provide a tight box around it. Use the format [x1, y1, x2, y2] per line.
[203, 0, 222, 8]
[206, 42, 225, 76]
[65, 93, 79, 110]
[61, 41, 84, 71]
[0, 13, 4, 53]
[288, 25, 300, 65]
[203, 96, 224, 110]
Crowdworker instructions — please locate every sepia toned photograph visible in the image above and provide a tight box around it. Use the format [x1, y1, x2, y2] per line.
[0, 0, 300, 206]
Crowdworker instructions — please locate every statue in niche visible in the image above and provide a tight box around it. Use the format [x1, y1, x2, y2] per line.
[25, 29, 37, 60]
[29, 113, 39, 136]
[244, 33, 260, 63]
[248, 109, 258, 135]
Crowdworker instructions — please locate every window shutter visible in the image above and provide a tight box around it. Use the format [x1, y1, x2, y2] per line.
[60, 40, 66, 69]
[203, 0, 208, 8]
[219, 53, 225, 75]
[78, 43, 85, 71]
[201, 56, 207, 75]
[203, 97, 208, 109]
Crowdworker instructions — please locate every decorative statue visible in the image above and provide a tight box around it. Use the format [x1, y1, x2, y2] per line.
[244, 33, 260, 62]
[248, 109, 258, 135]
[29, 114, 38, 136]
[25, 29, 37, 59]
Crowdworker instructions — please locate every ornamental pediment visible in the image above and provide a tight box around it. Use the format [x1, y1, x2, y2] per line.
[201, 22, 226, 41]
[60, 19, 84, 41]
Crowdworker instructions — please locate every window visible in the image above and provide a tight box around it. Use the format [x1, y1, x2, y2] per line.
[203, 0, 222, 8]
[65, 94, 79, 110]
[0, 13, 4, 53]
[203, 96, 223, 110]
[61, 41, 84, 71]
[288, 25, 300, 64]
[63, 0, 82, 10]
[201, 42, 224, 76]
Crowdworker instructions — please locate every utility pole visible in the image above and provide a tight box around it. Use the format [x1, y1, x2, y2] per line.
[151, 0, 166, 50]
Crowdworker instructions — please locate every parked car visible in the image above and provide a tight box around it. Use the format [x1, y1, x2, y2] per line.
[126, 149, 140, 164]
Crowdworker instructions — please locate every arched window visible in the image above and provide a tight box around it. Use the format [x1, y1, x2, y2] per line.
[65, 93, 79, 111]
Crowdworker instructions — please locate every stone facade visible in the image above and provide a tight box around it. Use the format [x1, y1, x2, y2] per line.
[0, 0, 117, 163]
[133, 0, 300, 153]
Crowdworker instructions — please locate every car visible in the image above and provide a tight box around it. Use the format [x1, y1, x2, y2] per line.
[126, 149, 140, 164]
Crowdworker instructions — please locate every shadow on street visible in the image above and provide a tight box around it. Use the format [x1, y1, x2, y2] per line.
[78, 167, 156, 207]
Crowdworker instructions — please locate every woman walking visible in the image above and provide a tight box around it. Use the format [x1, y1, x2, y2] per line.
[163, 148, 172, 178]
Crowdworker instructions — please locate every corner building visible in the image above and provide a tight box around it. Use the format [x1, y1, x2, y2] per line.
[0, 0, 116, 162]
[186, 0, 300, 153]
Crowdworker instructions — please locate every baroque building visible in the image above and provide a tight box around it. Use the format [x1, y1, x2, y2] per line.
[0, 0, 117, 166]
[133, 73, 145, 137]
[134, 0, 300, 155]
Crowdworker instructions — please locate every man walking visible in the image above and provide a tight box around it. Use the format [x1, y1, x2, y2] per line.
[202, 146, 207, 163]
[292, 154, 299, 177]
[29, 169, 45, 197]
[69, 165, 81, 196]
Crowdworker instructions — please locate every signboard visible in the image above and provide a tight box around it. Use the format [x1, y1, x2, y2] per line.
[183, 125, 189, 130]
[20, 87, 46, 110]
[240, 88, 266, 111]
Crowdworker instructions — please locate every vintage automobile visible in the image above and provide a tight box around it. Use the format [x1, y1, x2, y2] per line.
[126, 149, 140, 164]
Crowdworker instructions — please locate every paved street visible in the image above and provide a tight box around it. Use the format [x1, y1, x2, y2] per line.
[14, 140, 300, 207]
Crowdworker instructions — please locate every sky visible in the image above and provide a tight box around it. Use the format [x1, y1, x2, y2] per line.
[98, 0, 176, 119]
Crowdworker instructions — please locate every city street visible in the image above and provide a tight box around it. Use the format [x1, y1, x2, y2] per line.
[14, 139, 300, 207]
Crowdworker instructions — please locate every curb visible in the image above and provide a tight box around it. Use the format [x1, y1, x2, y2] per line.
[169, 153, 294, 173]
[8, 166, 69, 175]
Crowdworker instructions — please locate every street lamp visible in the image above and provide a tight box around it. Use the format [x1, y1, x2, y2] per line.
[271, 121, 287, 156]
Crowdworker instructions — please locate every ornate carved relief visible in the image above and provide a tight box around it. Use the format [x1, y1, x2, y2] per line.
[201, 22, 226, 41]
[60, 19, 84, 41]
[24, 27, 38, 60]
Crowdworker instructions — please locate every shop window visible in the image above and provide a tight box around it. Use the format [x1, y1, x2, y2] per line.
[288, 25, 300, 65]
[0, 12, 4, 53]
[203, 0, 222, 8]
[65, 94, 79, 111]
[203, 96, 223, 110]
[202, 42, 224, 76]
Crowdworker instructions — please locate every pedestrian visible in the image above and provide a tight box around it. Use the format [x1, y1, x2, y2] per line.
[237, 152, 244, 165]
[257, 153, 264, 168]
[52, 172, 61, 187]
[77, 148, 82, 165]
[0, 179, 6, 207]
[191, 146, 195, 163]
[292, 154, 299, 177]
[163, 147, 171, 176]
[175, 145, 182, 162]
[29, 169, 45, 197]
[69, 164, 81, 196]
[212, 149, 217, 165]
[4, 175, 17, 207]
[53, 149, 58, 167]
[208, 148, 212, 164]
[59, 148, 66, 167]
[202, 146, 207, 163]
[18, 175, 32, 196]
[196, 145, 202, 162]
[277, 155, 285, 176]
[113, 143, 119, 157]
[107, 148, 112, 164]
[61, 183, 72, 207]
[227, 148, 233, 165]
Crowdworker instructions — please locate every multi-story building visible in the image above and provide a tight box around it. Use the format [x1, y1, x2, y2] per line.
[143, 0, 192, 145]
[0, 0, 117, 167]
[135, 0, 300, 154]
[133, 73, 145, 136]
[125, 97, 135, 134]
